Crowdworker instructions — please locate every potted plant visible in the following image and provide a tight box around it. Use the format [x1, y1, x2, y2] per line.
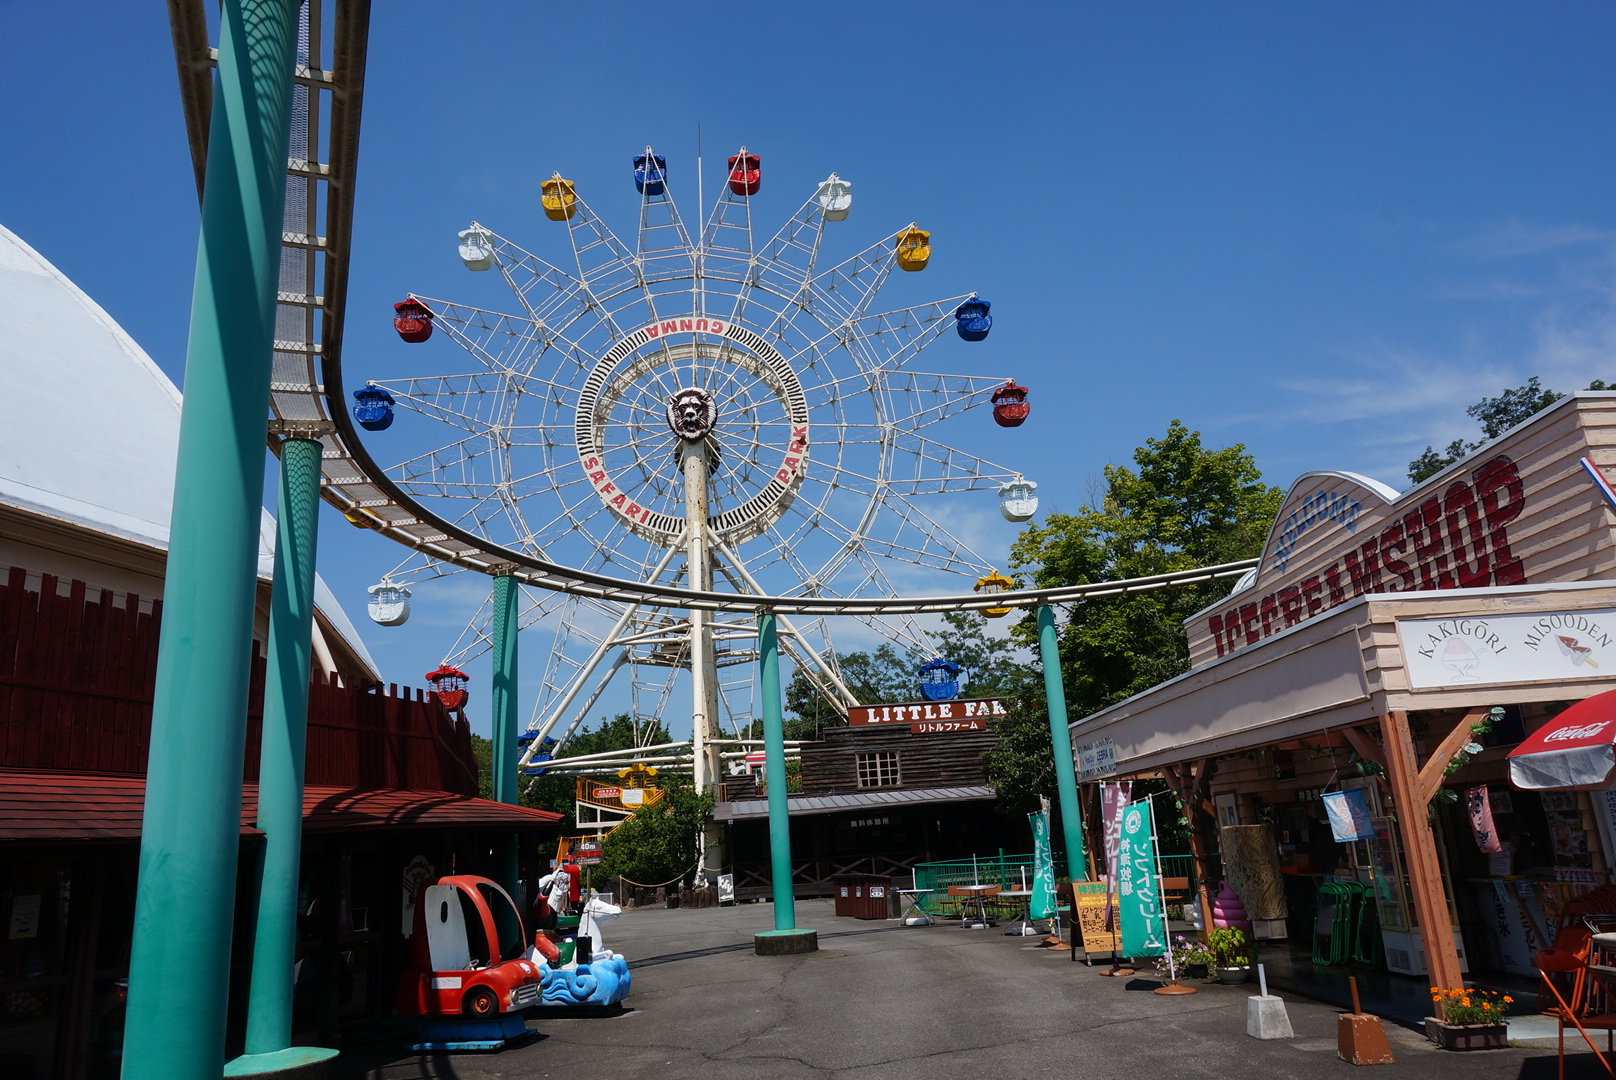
[1207, 927, 1254, 983]
[1426, 987, 1511, 1050]
[1154, 935, 1214, 980]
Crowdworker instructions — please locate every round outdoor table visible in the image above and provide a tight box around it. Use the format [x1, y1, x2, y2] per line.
[998, 889, 1040, 936]
[953, 884, 999, 928]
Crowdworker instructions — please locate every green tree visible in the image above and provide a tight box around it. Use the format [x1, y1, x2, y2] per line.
[596, 781, 714, 890]
[986, 421, 1281, 813]
[517, 708, 669, 827]
[1408, 377, 1566, 482]
[775, 642, 913, 740]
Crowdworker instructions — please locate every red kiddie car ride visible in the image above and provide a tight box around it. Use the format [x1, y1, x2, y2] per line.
[398, 875, 542, 1019]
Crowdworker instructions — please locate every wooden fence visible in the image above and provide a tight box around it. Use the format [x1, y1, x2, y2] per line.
[0, 566, 477, 795]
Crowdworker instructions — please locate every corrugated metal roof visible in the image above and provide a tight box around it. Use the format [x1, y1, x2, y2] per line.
[714, 784, 995, 821]
[0, 768, 561, 843]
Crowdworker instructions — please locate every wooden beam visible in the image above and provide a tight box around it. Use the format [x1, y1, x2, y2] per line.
[1378, 711, 1464, 990]
[1417, 707, 1493, 807]
[1342, 725, 1386, 769]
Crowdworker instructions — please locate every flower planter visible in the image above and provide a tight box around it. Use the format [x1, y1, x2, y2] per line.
[1184, 963, 1209, 980]
[1214, 965, 1251, 984]
[1424, 1018, 1509, 1051]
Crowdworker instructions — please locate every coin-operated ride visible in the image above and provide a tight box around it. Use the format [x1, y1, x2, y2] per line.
[398, 875, 542, 1020]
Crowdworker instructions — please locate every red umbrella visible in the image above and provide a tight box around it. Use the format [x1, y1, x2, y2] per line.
[1508, 687, 1616, 791]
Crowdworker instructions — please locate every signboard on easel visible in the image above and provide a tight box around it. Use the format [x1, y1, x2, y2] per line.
[1074, 882, 1118, 955]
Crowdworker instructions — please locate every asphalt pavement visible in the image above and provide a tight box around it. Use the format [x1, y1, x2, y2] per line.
[346, 899, 1588, 1080]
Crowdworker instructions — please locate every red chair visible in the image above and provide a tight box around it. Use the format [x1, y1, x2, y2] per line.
[1544, 925, 1596, 1018]
[1536, 948, 1616, 1080]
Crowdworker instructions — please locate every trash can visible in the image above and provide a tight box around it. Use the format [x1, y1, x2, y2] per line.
[832, 874, 893, 920]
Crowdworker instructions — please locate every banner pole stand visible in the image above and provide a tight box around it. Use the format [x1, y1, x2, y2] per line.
[1148, 791, 1197, 995]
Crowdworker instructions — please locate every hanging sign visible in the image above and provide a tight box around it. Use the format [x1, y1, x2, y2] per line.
[1028, 804, 1057, 919]
[1117, 801, 1166, 957]
[1465, 785, 1503, 854]
[1398, 609, 1616, 689]
[1077, 737, 1116, 780]
[848, 698, 1006, 725]
[1320, 789, 1375, 842]
[592, 787, 622, 800]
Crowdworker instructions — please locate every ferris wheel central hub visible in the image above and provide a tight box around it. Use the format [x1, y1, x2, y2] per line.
[667, 387, 717, 442]
[574, 315, 812, 548]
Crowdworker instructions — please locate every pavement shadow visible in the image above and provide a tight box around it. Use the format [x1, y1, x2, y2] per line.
[1514, 1050, 1607, 1079]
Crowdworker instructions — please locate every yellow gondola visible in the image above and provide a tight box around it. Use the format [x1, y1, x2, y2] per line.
[974, 570, 1014, 618]
[541, 172, 579, 221]
[895, 226, 930, 271]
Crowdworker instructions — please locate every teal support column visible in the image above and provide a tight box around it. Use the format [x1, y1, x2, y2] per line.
[1038, 605, 1088, 880]
[753, 613, 816, 954]
[231, 437, 337, 1075]
[121, 4, 301, 1080]
[490, 573, 520, 893]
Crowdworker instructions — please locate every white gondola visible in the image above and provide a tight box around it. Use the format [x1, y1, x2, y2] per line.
[815, 174, 852, 221]
[458, 225, 495, 271]
[998, 476, 1039, 522]
[367, 581, 412, 626]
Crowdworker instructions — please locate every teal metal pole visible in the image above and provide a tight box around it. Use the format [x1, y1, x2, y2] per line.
[490, 574, 520, 891]
[758, 613, 794, 929]
[122, 4, 300, 1079]
[237, 437, 333, 1070]
[1038, 605, 1088, 880]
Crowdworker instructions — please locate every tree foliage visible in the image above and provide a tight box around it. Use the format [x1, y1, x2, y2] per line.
[986, 421, 1281, 815]
[596, 781, 714, 890]
[1008, 419, 1283, 714]
[1408, 377, 1566, 482]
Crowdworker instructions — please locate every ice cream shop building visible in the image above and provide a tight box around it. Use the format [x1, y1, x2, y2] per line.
[1070, 392, 1616, 991]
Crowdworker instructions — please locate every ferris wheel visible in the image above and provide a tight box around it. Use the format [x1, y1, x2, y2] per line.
[355, 146, 1037, 786]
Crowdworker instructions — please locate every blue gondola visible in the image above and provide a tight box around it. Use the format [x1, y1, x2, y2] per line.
[352, 382, 395, 431]
[955, 298, 992, 342]
[634, 152, 667, 196]
[918, 657, 961, 702]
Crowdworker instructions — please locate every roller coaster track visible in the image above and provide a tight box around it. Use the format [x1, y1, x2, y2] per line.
[168, 0, 1258, 616]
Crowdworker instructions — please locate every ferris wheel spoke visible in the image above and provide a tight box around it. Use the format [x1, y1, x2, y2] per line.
[882, 431, 1022, 494]
[801, 227, 907, 325]
[560, 195, 643, 338]
[864, 371, 1005, 429]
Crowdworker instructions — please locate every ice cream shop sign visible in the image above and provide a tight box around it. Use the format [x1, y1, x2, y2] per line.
[1196, 456, 1528, 660]
[1398, 609, 1616, 689]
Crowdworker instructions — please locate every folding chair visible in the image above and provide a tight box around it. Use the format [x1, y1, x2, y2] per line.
[1535, 948, 1616, 1080]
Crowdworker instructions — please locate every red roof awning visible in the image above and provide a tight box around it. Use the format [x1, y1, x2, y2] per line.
[1508, 688, 1616, 791]
[0, 769, 561, 843]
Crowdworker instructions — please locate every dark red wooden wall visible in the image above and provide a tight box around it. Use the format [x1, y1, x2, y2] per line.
[0, 566, 477, 795]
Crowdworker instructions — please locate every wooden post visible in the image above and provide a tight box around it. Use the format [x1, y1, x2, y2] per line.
[1163, 760, 1218, 939]
[1377, 710, 1465, 991]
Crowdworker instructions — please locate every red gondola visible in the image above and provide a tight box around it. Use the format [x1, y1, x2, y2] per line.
[991, 381, 1030, 428]
[425, 664, 469, 711]
[393, 298, 434, 343]
[727, 151, 761, 196]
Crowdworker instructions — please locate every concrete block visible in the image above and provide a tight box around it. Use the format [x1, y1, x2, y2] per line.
[755, 928, 818, 955]
[1247, 994, 1294, 1039]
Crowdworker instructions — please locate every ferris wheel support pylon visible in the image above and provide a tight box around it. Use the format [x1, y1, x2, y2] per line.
[516, 543, 682, 770]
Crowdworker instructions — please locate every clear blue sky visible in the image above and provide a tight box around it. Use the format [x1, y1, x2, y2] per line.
[7, 2, 1616, 736]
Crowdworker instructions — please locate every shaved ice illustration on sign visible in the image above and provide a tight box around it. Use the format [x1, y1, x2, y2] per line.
[1441, 637, 1480, 682]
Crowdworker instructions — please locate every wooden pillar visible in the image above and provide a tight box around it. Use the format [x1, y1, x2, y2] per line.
[1163, 760, 1218, 939]
[1377, 709, 1478, 991]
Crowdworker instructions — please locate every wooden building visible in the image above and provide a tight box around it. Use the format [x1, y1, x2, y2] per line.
[1070, 392, 1616, 990]
[0, 223, 562, 1080]
[717, 719, 1023, 899]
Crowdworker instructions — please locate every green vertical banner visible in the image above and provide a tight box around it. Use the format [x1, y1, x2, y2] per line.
[1028, 802, 1057, 919]
[1118, 800, 1166, 957]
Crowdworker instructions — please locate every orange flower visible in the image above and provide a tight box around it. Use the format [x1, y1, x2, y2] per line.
[1504, 996, 1514, 1003]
